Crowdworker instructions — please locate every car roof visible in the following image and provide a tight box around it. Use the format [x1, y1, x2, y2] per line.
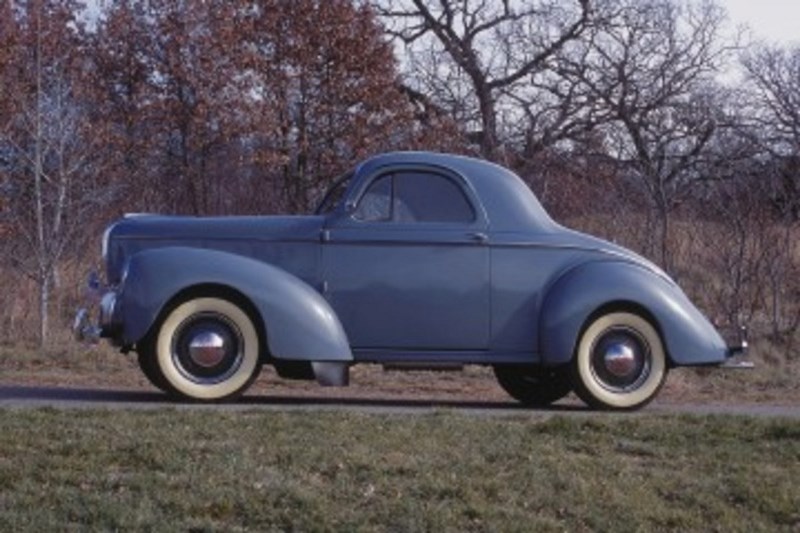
[354, 151, 558, 232]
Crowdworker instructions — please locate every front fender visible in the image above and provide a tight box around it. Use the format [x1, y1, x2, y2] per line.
[119, 247, 352, 361]
[539, 261, 727, 366]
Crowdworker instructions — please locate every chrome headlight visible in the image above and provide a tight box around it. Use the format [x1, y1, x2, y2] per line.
[120, 259, 131, 285]
[99, 292, 118, 326]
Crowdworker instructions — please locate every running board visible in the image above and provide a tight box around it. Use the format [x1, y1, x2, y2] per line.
[382, 362, 464, 372]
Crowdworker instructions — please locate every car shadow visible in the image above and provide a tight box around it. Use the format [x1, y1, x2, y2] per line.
[242, 393, 589, 412]
[0, 385, 167, 404]
[0, 385, 589, 413]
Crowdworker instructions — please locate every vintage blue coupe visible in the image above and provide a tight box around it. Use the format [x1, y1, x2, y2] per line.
[74, 152, 746, 409]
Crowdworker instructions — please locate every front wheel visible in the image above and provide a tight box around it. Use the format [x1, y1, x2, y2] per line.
[145, 296, 262, 401]
[572, 311, 668, 410]
[136, 348, 170, 392]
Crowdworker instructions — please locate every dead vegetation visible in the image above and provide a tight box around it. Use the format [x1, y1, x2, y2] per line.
[0, 1, 798, 396]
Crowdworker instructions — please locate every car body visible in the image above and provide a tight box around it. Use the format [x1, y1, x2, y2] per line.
[74, 151, 746, 409]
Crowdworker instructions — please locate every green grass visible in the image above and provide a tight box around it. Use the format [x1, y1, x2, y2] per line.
[1, 410, 798, 531]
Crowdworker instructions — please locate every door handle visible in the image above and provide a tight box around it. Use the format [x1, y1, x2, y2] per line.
[468, 232, 489, 244]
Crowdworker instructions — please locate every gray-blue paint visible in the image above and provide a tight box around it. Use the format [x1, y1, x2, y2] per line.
[94, 151, 732, 367]
[539, 261, 727, 365]
[120, 247, 351, 361]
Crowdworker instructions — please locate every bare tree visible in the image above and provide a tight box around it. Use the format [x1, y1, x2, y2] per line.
[376, 0, 592, 161]
[555, 0, 732, 271]
[742, 44, 800, 221]
[738, 44, 800, 342]
[0, 0, 114, 345]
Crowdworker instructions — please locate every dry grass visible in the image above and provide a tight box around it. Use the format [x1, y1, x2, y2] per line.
[570, 213, 800, 340]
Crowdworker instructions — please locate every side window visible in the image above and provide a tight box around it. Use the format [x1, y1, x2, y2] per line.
[353, 170, 475, 224]
[394, 171, 475, 223]
[354, 175, 391, 221]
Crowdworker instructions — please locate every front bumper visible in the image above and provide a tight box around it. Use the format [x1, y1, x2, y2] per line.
[73, 275, 120, 344]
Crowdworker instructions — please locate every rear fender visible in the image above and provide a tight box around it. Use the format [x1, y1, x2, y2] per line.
[119, 247, 352, 361]
[539, 261, 727, 366]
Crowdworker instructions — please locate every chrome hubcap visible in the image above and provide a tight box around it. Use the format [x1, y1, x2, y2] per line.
[590, 327, 650, 392]
[172, 313, 244, 385]
[603, 342, 638, 377]
[188, 331, 227, 368]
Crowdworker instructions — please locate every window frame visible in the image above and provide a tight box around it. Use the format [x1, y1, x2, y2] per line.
[350, 166, 483, 227]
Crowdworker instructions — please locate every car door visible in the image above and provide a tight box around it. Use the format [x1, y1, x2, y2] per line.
[322, 168, 490, 356]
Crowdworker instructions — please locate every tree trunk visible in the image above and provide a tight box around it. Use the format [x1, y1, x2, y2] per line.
[38, 272, 51, 348]
[34, 5, 48, 347]
[476, 83, 498, 161]
[656, 199, 671, 274]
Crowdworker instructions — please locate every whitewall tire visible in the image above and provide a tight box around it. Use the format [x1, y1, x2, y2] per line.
[153, 297, 261, 401]
[572, 312, 667, 410]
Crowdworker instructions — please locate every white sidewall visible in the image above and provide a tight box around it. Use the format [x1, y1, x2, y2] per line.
[576, 312, 666, 409]
[156, 297, 260, 400]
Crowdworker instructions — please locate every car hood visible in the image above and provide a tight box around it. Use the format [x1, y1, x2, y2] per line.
[104, 214, 325, 283]
[108, 213, 325, 242]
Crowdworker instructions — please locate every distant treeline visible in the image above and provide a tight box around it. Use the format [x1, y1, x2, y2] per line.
[0, 0, 798, 349]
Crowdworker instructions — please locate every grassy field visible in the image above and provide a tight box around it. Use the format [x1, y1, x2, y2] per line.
[1, 409, 798, 531]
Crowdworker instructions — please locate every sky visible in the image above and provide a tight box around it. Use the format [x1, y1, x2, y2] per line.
[721, 0, 800, 46]
[80, 1, 800, 49]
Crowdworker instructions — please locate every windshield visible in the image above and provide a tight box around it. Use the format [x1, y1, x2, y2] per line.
[315, 172, 353, 214]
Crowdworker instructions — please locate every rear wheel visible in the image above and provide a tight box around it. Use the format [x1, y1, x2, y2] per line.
[572, 311, 667, 410]
[144, 296, 262, 401]
[493, 365, 572, 406]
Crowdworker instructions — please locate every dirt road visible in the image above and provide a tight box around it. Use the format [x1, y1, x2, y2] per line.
[1, 385, 798, 418]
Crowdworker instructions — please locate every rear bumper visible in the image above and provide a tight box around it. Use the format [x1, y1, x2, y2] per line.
[726, 326, 749, 357]
[721, 326, 753, 369]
